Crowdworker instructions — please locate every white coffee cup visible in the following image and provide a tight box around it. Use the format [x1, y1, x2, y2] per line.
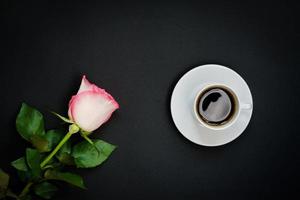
[193, 84, 252, 130]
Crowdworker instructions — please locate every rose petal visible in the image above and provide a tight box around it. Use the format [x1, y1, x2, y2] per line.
[77, 75, 94, 94]
[70, 91, 119, 132]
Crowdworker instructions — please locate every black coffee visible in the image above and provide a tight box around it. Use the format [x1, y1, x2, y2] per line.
[197, 87, 235, 126]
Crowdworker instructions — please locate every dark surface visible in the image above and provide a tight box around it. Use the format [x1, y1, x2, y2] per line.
[0, 1, 299, 199]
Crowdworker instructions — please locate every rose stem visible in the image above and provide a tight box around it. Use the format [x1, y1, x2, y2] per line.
[19, 182, 33, 198]
[40, 124, 79, 168]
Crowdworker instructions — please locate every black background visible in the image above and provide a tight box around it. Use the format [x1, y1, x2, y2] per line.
[1, 1, 299, 199]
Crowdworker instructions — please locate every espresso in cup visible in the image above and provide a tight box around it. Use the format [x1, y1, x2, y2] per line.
[194, 85, 239, 128]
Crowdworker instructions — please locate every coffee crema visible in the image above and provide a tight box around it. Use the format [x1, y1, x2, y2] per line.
[196, 87, 236, 126]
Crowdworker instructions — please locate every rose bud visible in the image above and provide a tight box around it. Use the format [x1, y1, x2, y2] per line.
[68, 75, 119, 132]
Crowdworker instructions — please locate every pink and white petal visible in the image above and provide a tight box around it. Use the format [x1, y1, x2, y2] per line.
[68, 95, 77, 120]
[77, 75, 94, 94]
[92, 86, 119, 108]
[70, 91, 119, 132]
[68, 107, 73, 121]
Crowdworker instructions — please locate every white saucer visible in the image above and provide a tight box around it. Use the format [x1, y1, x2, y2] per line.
[170, 64, 253, 146]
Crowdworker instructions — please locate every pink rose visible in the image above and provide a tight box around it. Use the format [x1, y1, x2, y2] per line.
[68, 75, 119, 132]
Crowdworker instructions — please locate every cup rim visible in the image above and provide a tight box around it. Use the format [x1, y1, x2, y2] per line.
[193, 83, 241, 130]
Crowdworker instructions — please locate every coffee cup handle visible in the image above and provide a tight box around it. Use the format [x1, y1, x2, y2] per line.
[240, 103, 252, 110]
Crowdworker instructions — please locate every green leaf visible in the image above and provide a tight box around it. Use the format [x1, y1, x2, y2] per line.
[11, 157, 28, 171]
[32, 129, 64, 153]
[72, 139, 116, 168]
[26, 148, 41, 179]
[44, 170, 85, 189]
[51, 112, 73, 123]
[34, 182, 58, 199]
[59, 142, 71, 155]
[31, 135, 49, 152]
[16, 103, 45, 141]
[55, 139, 74, 165]
[45, 130, 64, 150]
[56, 153, 74, 166]
[17, 171, 32, 182]
[0, 169, 9, 191]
